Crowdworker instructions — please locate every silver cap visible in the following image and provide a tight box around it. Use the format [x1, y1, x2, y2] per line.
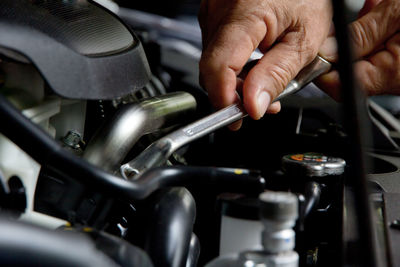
[282, 152, 346, 177]
[259, 191, 298, 222]
[238, 250, 299, 267]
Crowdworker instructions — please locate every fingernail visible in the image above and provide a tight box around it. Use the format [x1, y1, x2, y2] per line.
[319, 38, 338, 62]
[257, 91, 270, 119]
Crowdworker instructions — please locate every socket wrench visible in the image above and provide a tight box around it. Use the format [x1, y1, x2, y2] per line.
[121, 55, 331, 179]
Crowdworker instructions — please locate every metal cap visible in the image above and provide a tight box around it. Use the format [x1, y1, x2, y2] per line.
[262, 229, 295, 253]
[259, 191, 298, 222]
[282, 152, 346, 178]
[238, 250, 299, 267]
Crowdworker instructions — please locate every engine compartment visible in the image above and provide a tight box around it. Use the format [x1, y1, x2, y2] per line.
[0, 1, 399, 266]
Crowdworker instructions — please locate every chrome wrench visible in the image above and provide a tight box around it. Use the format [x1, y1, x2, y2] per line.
[121, 55, 331, 179]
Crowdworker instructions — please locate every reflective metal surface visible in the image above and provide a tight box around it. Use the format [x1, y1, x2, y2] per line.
[274, 55, 331, 102]
[83, 92, 196, 172]
[121, 56, 332, 179]
[120, 104, 246, 178]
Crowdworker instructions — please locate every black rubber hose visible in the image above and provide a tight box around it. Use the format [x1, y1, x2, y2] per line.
[144, 187, 196, 267]
[297, 181, 321, 232]
[83, 228, 154, 267]
[186, 234, 200, 267]
[0, 94, 265, 200]
[302, 181, 321, 219]
[0, 217, 118, 267]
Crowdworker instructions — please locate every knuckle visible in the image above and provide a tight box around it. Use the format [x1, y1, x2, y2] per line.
[222, 20, 264, 51]
[350, 21, 368, 51]
[287, 23, 320, 65]
[351, 18, 379, 51]
[297, 35, 318, 63]
[385, 36, 400, 77]
[267, 63, 294, 98]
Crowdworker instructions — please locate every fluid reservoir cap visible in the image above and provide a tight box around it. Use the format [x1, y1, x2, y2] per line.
[238, 250, 299, 266]
[282, 152, 346, 178]
[259, 191, 298, 222]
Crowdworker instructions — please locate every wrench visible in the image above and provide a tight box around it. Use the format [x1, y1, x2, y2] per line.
[121, 55, 331, 179]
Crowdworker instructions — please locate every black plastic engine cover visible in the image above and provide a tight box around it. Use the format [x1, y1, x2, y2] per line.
[0, 0, 151, 100]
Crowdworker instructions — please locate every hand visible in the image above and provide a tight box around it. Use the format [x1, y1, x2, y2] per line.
[199, 0, 333, 129]
[318, 0, 400, 99]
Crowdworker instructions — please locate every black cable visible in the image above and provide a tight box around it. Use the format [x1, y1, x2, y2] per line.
[144, 187, 196, 267]
[330, 0, 378, 266]
[301, 181, 321, 219]
[0, 218, 119, 267]
[0, 93, 265, 200]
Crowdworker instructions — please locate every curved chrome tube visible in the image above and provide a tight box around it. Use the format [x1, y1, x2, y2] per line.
[120, 104, 246, 178]
[83, 92, 197, 172]
[121, 56, 331, 179]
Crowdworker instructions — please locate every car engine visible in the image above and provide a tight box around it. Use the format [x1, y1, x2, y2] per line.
[0, 0, 399, 266]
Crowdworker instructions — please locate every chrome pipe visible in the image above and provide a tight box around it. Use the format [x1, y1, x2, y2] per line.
[83, 92, 197, 172]
[120, 104, 246, 178]
[121, 56, 331, 179]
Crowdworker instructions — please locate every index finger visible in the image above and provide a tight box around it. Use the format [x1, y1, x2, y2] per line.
[199, 17, 268, 110]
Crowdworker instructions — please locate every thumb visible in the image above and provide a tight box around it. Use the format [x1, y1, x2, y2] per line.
[243, 41, 316, 119]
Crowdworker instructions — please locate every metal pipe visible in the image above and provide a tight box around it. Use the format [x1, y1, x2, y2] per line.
[186, 234, 200, 267]
[121, 56, 331, 178]
[120, 104, 247, 178]
[0, 94, 264, 200]
[83, 92, 196, 172]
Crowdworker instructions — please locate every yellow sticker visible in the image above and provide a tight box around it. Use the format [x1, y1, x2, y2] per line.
[234, 169, 244, 175]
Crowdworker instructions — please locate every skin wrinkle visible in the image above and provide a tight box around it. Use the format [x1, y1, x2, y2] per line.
[351, 18, 379, 57]
[266, 64, 292, 99]
[358, 61, 382, 94]
[387, 36, 400, 63]
[260, 12, 280, 51]
[316, 0, 400, 100]
[384, 38, 400, 93]
[199, 0, 332, 121]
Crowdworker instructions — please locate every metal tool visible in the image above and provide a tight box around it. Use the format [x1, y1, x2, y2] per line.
[121, 55, 331, 179]
[83, 92, 196, 172]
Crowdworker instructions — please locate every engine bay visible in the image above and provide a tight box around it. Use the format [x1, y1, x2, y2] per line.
[0, 1, 399, 266]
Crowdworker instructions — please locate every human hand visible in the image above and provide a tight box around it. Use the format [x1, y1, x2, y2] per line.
[318, 0, 400, 99]
[199, 0, 333, 129]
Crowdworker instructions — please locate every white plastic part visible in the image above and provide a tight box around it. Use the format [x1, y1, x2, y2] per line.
[0, 61, 89, 229]
[0, 98, 63, 225]
[345, 0, 364, 13]
[219, 216, 263, 256]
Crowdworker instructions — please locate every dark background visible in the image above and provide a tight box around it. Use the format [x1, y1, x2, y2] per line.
[115, 0, 201, 18]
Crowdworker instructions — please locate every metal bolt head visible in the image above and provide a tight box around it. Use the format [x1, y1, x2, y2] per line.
[259, 191, 298, 222]
[61, 130, 83, 149]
